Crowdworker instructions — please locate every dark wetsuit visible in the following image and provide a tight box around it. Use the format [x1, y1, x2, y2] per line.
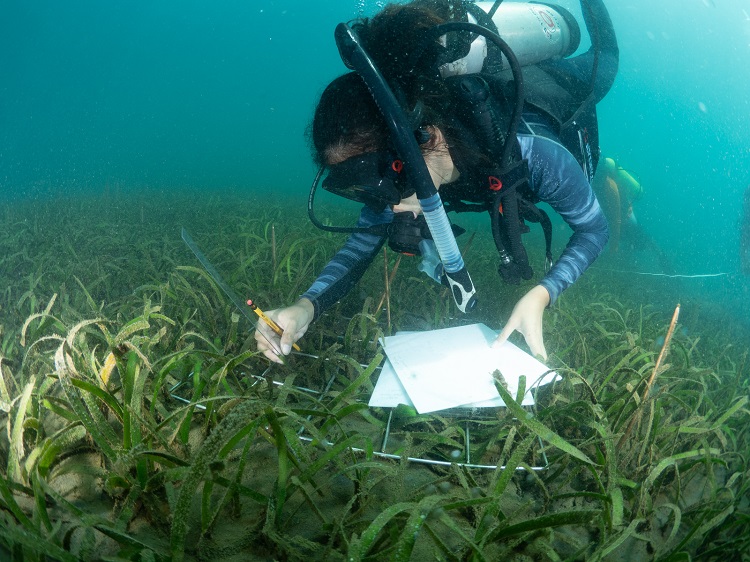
[302, 0, 618, 320]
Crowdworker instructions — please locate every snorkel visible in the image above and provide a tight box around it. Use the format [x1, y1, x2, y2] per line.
[334, 23, 477, 313]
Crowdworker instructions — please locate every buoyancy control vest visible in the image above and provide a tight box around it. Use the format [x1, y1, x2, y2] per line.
[438, 67, 600, 284]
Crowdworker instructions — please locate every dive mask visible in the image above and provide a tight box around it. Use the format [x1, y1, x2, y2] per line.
[321, 151, 414, 212]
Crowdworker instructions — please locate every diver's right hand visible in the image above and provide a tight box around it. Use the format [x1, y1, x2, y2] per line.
[253, 298, 314, 364]
[492, 284, 550, 361]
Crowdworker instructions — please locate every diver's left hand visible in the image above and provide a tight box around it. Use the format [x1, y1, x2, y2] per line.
[492, 284, 550, 361]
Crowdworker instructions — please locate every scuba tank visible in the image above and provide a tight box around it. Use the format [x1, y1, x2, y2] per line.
[442, 2, 581, 77]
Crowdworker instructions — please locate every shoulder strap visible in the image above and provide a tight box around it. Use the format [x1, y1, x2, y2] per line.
[444, 73, 544, 284]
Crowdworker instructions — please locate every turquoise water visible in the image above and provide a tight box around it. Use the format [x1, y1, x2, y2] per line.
[2, 0, 749, 328]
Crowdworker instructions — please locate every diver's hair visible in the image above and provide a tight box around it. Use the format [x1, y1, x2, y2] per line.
[308, 72, 389, 167]
[351, 3, 446, 104]
[309, 1, 487, 169]
[308, 71, 453, 166]
[411, 0, 468, 22]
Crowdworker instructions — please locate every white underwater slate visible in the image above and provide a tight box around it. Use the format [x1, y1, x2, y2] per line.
[368, 323, 559, 414]
[368, 359, 413, 408]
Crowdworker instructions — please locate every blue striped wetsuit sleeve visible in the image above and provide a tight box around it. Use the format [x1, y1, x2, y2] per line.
[301, 206, 392, 320]
[519, 134, 609, 305]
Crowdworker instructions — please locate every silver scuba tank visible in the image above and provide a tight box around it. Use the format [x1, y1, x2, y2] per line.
[440, 2, 581, 77]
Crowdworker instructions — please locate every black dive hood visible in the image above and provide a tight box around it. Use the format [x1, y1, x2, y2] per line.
[329, 23, 477, 313]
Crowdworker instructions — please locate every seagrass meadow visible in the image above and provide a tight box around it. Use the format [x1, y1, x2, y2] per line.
[0, 190, 749, 562]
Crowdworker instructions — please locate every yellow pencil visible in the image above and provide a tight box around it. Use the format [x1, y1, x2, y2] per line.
[247, 299, 301, 352]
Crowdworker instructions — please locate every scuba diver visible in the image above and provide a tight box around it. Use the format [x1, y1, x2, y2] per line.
[592, 157, 642, 253]
[592, 157, 673, 272]
[742, 184, 750, 275]
[255, 0, 619, 363]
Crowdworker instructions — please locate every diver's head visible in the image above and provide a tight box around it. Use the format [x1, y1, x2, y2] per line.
[601, 157, 617, 175]
[310, 1, 457, 166]
[309, 1, 502, 214]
